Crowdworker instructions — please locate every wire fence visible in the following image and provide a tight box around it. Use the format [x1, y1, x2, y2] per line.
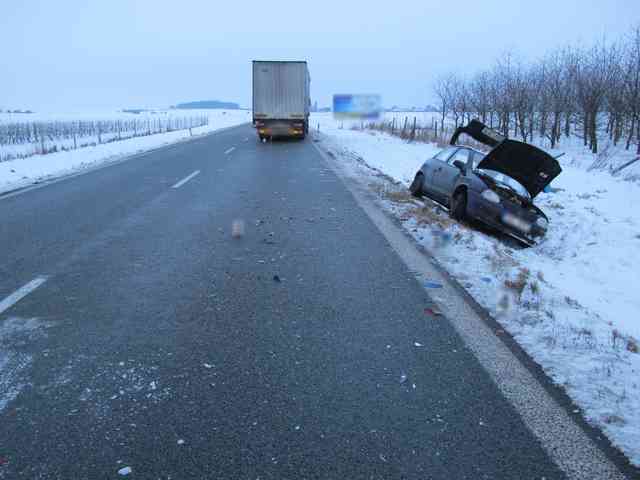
[0, 115, 209, 162]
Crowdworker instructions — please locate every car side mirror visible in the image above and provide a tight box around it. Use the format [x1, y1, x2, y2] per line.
[453, 160, 466, 172]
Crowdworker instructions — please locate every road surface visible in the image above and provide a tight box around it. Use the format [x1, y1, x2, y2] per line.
[0, 125, 631, 479]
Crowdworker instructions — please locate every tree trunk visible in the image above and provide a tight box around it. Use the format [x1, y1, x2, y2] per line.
[589, 111, 598, 154]
[626, 114, 636, 150]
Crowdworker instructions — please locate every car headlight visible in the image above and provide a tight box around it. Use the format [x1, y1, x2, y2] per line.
[481, 189, 500, 204]
[536, 217, 548, 229]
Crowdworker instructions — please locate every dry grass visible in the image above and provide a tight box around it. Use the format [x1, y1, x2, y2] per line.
[548, 202, 566, 211]
[504, 267, 531, 298]
[487, 244, 519, 274]
[384, 189, 419, 204]
[405, 204, 456, 229]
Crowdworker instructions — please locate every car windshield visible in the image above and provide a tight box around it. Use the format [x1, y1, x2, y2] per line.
[477, 169, 531, 199]
[470, 153, 531, 199]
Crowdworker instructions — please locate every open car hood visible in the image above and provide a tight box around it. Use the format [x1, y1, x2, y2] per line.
[477, 140, 562, 199]
[450, 120, 562, 199]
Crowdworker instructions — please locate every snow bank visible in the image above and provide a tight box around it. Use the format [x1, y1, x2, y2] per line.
[312, 112, 640, 466]
[0, 109, 250, 194]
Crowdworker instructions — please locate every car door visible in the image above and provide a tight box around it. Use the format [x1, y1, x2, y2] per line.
[423, 146, 457, 198]
[432, 148, 470, 204]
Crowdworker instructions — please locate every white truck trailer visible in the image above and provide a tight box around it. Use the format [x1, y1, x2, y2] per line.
[252, 60, 310, 140]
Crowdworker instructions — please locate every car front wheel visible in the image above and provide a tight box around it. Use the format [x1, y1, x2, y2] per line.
[409, 173, 424, 197]
[450, 190, 467, 220]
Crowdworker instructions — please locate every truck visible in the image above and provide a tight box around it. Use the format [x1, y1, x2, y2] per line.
[252, 60, 310, 140]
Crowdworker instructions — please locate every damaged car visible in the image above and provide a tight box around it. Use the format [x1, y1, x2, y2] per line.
[409, 119, 562, 246]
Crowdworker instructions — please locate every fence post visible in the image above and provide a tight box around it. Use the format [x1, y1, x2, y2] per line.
[410, 117, 417, 142]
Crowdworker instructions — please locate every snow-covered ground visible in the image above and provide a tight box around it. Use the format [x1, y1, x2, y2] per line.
[311, 112, 640, 466]
[0, 109, 250, 194]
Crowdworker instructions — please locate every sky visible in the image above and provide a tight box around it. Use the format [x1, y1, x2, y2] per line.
[1, 0, 638, 112]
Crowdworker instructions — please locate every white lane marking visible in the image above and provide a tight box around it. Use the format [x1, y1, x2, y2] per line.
[171, 170, 200, 189]
[224, 147, 236, 155]
[0, 277, 48, 315]
[0, 123, 250, 202]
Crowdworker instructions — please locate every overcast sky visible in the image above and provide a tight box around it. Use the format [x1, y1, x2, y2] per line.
[2, 0, 638, 112]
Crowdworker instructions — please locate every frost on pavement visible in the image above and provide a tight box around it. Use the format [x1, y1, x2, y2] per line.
[0, 317, 52, 412]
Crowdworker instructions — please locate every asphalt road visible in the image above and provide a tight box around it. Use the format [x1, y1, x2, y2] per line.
[0, 125, 612, 479]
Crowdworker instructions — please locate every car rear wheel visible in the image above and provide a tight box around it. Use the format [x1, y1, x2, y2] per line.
[450, 189, 467, 220]
[409, 173, 424, 197]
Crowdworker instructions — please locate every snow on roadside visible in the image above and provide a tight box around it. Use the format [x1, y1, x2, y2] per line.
[312, 112, 640, 466]
[0, 109, 250, 195]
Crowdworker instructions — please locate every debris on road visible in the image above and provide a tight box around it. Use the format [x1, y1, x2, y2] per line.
[177, 439, 185, 445]
[413, 342, 424, 347]
[231, 219, 245, 238]
[118, 466, 132, 476]
[424, 307, 442, 316]
[273, 275, 281, 283]
[399, 373, 408, 384]
[423, 280, 443, 289]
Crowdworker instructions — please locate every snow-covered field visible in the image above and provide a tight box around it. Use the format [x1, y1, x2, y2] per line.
[0, 109, 250, 194]
[311, 112, 640, 466]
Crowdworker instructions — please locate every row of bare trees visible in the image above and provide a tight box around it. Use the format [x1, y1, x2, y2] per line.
[433, 25, 640, 154]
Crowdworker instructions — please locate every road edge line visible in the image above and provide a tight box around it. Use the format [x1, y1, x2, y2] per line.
[310, 137, 631, 480]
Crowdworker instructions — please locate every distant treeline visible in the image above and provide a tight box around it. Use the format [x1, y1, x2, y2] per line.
[174, 100, 239, 110]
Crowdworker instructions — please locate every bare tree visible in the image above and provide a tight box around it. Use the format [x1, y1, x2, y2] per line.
[623, 25, 640, 152]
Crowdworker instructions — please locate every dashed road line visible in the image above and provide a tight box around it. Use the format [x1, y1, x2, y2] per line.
[171, 170, 200, 189]
[0, 277, 48, 315]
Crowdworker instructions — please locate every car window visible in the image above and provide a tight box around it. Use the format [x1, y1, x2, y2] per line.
[470, 151, 485, 169]
[448, 148, 470, 165]
[433, 147, 457, 162]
